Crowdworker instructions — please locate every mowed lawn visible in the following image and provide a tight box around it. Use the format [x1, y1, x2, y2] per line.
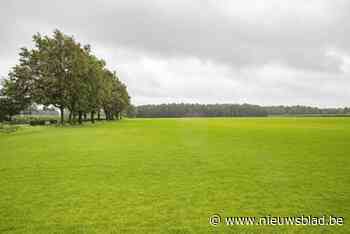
[0, 118, 349, 233]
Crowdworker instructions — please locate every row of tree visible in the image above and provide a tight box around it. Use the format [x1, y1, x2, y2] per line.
[264, 105, 350, 115]
[128, 104, 350, 118]
[0, 30, 130, 124]
[132, 104, 268, 117]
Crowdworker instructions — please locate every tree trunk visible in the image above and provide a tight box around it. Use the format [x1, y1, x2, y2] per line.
[84, 113, 87, 121]
[78, 111, 83, 124]
[104, 110, 109, 120]
[60, 106, 64, 125]
[72, 113, 76, 124]
[97, 111, 101, 121]
[90, 111, 95, 123]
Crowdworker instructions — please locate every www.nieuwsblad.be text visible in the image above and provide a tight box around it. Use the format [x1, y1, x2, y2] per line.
[209, 214, 344, 226]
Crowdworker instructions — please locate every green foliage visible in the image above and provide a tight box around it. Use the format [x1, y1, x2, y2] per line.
[265, 105, 350, 115]
[126, 104, 137, 118]
[11, 115, 59, 124]
[0, 123, 20, 133]
[28, 119, 57, 126]
[136, 103, 268, 117]
[100, 70, 130, 120]
[0, 118, 349, 233]
[0, 96, 24, 121]
[134, 104, 350, 118]
[1, 29, 131, 125]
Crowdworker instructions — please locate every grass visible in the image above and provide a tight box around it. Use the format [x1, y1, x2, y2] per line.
[0, 118, 349, 233]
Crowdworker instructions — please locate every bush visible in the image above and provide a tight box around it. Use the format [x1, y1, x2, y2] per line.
[9, 115, 59, 125]
[29, 120, 47, 126]
[29, 119, 58, 126]
[0, 124, 19, 133]
[49, 119, 58, 124]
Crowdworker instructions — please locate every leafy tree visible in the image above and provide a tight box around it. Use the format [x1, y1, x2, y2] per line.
[99, 70, 130, 120]
[0, 95, 24, 122]
[27, 30, 74, 124]
[2, 29, 131, 125]
[84, 53, 105, 123]
[126, 104, 137, 118]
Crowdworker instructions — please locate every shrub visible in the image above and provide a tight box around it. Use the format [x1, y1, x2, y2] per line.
[49, 119, 58, 124]
[0, 124, 19, 133]
[29, 120, 46, 126]
[10, 115, 59, 125]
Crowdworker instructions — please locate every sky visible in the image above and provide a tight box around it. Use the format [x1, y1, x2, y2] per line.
[1, 0, 350, 107]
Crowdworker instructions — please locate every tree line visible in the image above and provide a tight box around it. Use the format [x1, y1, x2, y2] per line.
[130, 104, 268, 117]
[264, 105, 350, 116]
[0, 30, 130, 124]
[128, 104, 350, 118]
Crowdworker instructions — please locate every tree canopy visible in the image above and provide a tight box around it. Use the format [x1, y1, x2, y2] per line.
[0, 30, 130, 124]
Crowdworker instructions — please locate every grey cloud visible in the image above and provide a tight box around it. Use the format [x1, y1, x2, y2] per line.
[2, 0, 350, 72]
[1, 0, 350, 106]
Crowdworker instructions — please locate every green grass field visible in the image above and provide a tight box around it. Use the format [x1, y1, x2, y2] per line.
[0, 118, 349, 233]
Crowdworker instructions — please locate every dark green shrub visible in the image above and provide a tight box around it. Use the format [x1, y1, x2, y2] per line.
[29, 120, 46, 126]
[49, 119, 58, 124]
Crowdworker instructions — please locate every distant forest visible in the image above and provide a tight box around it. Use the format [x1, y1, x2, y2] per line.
[127, 104, 350, 118]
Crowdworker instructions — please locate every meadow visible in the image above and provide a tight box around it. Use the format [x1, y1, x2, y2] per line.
[0, 118, 349, 233]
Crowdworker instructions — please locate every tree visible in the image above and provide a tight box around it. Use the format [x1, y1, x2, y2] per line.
[0, 90, 24, 122]
[1, 49, 35, 114]
[100, 71, 130, 120]
[126, 104, 137, 118]
[84, 53, 105, 123]
[2, 29, 131, 124]
[134, 103, 268, 118]
[26, 30, 73, 124]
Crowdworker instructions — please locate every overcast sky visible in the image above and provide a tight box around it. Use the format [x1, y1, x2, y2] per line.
[1, 0, 350, 107]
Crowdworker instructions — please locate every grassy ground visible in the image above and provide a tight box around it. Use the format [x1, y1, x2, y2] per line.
[0, 118, 349, 233]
